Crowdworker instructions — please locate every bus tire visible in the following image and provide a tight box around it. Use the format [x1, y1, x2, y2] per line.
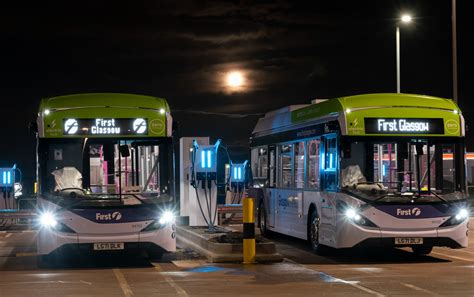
[308, 209, 330, 255]
[37, 254, 54, 269]
[258, 201, 270, 238]
[147, 249, 163, 260]
[411, 246, 433, 255]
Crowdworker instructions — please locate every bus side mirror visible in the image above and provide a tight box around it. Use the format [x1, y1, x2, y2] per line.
[416, 144, 424, 155]
[172, 120, 180, 133]
[399, 144, 408, 159]
[341, 140, 351, 158]
[28, 121, 38, 134]
[119, 145, 130, 157]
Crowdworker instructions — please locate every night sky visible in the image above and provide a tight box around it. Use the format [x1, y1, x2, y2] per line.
[1, 1, 472, 192]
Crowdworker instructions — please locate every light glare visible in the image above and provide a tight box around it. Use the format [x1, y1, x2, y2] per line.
[159, 211, 175, 225]
[401, 14, 412, 23]
[455, 208, 469, 221]
[40, 212, 57, 228]
[226, 71, 244, 88]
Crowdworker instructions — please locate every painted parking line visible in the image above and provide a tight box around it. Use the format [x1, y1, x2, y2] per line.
[15, 252, 37, 257]
[401, 282, 438, 295]
[432, 251, 474, 262]
[154, 263, 188, 297]
[287, 259, 385, 297]
[113, 268, 134, 297]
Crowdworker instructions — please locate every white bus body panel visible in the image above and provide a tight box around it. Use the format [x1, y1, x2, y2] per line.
[37, 198, 176, 256]
[262, 190, 468, 249]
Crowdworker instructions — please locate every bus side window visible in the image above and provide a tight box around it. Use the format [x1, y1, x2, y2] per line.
[294, 141, 305, 188]
[268, 146, 276, 187]
[251, 146, 269, 186]
[307, 139, 320, 189]
[278, 144, 293, 188]
[321, 136, 338, 191]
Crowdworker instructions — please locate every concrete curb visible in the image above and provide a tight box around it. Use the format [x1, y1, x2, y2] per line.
[177, 226, 283, 263]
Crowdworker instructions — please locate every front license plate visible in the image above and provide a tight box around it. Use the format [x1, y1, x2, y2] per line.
[394, 238, 423, 245]
[93, 242, 124, 251]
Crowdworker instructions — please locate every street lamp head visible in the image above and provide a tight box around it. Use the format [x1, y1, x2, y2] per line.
[401, 14, 412, 23]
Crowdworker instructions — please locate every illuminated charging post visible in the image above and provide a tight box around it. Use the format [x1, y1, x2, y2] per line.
[191, 139, 221, 232]
[1, 167, 15, 209]
[229, 161, 248, 204]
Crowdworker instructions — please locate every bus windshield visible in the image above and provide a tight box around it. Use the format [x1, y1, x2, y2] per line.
[341, 139, 465, 203]
[38, 138, 173, 204]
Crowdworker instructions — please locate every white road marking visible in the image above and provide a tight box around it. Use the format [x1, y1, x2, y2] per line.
[154, 263, 189, 297]
[432, 251, 474, 262]
[401, 282, 438, 295]
[15, 252, 37, 257]
[286, 259, 385, 296]
[5, 233, 12, 238]
[113, 268, 134, 297]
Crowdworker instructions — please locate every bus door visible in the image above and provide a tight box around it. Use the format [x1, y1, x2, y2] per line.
[319, 134, 338, 245]
[275, 142, 305, 238]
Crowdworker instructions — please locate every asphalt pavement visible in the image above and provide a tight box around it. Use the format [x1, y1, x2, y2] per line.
[0, 220, 473, 296]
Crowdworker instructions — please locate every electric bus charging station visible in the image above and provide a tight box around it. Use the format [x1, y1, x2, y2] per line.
[1, 166, 17, 210]
[179, 137, 212, 226]
[229, 161, 249, 204]
[190, 139, 221, 231]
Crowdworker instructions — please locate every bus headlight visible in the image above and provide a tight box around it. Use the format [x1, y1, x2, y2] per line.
[455, 208, 469, 221]
[440, 208, 470, 227]
[158, 211, 175, 225]
[39, 212, 57, 228]
[345, 208, 361, 221]
[344, 207, 377, 228]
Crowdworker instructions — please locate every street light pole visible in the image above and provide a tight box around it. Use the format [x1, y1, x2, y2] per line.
[452, 0, 458, 103]
[396, 14, 412, 94]
[396, 25, 401, 93]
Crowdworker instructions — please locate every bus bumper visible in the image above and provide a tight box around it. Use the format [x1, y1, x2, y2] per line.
[335, 220, 468, 249]
[37, 224, 176, 256]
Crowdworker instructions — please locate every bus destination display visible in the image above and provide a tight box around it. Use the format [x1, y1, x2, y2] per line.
[63, 118, 148, 135]
[364, 118, 444, 134]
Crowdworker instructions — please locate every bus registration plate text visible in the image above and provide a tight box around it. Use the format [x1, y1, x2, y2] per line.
[93, 242, 124, 250]
[394, 238, 423, 245]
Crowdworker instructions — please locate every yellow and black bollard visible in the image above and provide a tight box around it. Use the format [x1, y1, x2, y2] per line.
[243, 197, 256, 264]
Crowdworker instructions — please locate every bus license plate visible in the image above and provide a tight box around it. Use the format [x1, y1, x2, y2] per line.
[93, 242, 124, 251]
[395, 238, 423, 245]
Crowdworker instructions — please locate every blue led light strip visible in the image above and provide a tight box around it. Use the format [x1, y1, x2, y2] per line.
[201, 150, 205, 169]
[207, 150, 211, 168]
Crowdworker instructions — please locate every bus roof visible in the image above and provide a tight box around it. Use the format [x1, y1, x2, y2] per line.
[38, 93, 171, 138]
[253, 93, 463, 139]
[39, 93, 169, 112]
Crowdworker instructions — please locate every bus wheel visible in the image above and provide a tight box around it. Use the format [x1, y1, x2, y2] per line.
[37, 254, 54, 269]
[258, 202, 269, 237]
[309, 210, 329, 255]
[411, 246, 433, 255]
[147, 250, 163, 260]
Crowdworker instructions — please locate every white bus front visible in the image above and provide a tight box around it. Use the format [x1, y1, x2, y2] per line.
[36, 138, 176, 263]
[335, 138, 469, 254]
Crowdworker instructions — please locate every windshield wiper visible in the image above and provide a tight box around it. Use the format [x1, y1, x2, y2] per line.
[428, 190, 449, 203]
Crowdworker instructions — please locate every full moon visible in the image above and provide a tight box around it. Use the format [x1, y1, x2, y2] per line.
[226, 71, 244, 88]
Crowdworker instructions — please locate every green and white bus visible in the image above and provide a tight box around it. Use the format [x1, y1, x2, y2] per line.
[34, 93, 176, 263]
[249, 93, 469, 255]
